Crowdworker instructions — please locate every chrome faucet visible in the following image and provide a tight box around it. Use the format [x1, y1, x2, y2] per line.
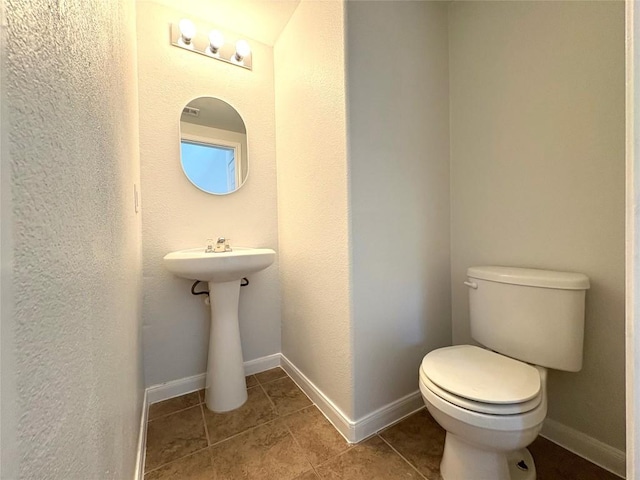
[205, 237, 231, 253]
[207, 237, 232, 253]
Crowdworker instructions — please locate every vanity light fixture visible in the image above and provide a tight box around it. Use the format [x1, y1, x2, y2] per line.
[170, 20, 252, 70]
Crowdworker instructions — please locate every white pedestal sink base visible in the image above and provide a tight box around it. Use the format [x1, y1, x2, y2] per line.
[204, 279, 248, 412]
[163, 246, 276, 412]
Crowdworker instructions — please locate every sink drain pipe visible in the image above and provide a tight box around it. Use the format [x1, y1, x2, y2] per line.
[191, 279, 250, 304]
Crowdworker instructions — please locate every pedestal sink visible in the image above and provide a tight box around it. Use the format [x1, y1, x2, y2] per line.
[163, 246, 275, 412]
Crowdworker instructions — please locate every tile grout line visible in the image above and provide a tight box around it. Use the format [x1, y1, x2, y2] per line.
[203, 384, 275, 447]
[144, 404, 211, 474]
[200, 402, 212, 446]
[310, 464, 323, 479]
[199, 401, 218, 477]
[201, 375, 311, 450]
[143, 444, 211, 476]
[208, 416, 281, 448]
[204, 403, 331, 449]
[312, 440, 362, 473]
[279, 403, 316, 418]
[258, 381, 279, 413]
[276, 369, 316, 406]
[259, 370, 315, 417]
[265, 372, 316, 412]
[282, 416, 317, 478]
[256, 376, 289, 388]
[377, 434, 429, 480]
[148, 402, 201, 423]
[297, 419, 352, 480]
[254, 368, 288, 386]
[144, 402, 211, 474]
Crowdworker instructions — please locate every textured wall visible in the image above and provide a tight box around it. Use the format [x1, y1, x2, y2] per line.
[346, 1, 452, 420]
[274, 0, 354, 417]
[137, 3, 281, 387]
[2, 0, 143, 478]
[449, 1, 625, 450]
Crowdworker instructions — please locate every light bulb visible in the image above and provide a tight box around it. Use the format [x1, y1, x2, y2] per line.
[205, 30, 224, 57]
[179, 18, 196, 45]
[209, 30, 224, 50]
[234, 39, 251, 62]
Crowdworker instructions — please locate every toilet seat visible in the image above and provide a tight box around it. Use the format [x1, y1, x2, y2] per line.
[420, 370, 547, 432]
[420, 369, 542, 415]
[420, 345, 542, 415]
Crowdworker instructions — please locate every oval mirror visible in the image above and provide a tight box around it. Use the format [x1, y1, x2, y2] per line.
[179, 97, 248, 195]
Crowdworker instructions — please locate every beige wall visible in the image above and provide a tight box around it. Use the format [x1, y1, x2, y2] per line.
[346, 0, 452, 419]
[137, 2, 281, 387]
[449, 1, 625, 451]
[2, 0, 143, 477]
[274, 0, 354, 417]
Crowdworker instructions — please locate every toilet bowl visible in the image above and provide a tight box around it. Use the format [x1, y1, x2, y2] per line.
[419, 266, 589, 480]
[419, 345, 547, 480]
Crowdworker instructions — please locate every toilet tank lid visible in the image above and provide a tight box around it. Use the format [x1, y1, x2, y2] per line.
[467, 266, 590, 290]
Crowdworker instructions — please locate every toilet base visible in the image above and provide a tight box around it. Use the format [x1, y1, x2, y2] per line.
[507, 448, 536, 480]
[441, 433, 536, 480]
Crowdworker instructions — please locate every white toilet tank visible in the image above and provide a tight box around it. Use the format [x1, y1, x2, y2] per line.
[467, 266, 590, 372]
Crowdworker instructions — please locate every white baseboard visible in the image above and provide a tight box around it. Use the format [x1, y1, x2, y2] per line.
[244, 353, 281, 375]
[145, 353, 283, 406]
[134, 388, 148, 480]
[280, 354, 356, 442]
[146, 373, 206, 406]
[352, 390, 424, 442]
[280, 354, 424, 444]
[541, 417, 626, 478]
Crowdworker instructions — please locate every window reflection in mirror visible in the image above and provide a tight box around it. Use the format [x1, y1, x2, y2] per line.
[179, 97, 248, 195]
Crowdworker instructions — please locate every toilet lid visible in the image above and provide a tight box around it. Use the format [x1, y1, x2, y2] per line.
[420, 369, 542, 415]
[421, 345, 541, 404]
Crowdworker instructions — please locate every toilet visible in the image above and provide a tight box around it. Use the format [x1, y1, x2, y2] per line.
[419, 266, 590, 480]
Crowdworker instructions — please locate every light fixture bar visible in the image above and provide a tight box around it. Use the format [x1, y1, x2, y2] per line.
[170, 22, 252, 71]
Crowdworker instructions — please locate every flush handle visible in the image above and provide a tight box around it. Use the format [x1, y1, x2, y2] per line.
[464, 280, 478, 289]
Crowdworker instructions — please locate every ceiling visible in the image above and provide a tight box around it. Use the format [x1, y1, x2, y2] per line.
[146, 0, 301, 46]
[181, 97, 246, 134]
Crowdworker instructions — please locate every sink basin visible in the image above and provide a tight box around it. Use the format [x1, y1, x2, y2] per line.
[163, 245, 276, 413]
[163, 247, 276, 283]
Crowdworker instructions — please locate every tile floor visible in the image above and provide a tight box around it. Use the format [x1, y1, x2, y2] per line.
[144, 367, 621, 480]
